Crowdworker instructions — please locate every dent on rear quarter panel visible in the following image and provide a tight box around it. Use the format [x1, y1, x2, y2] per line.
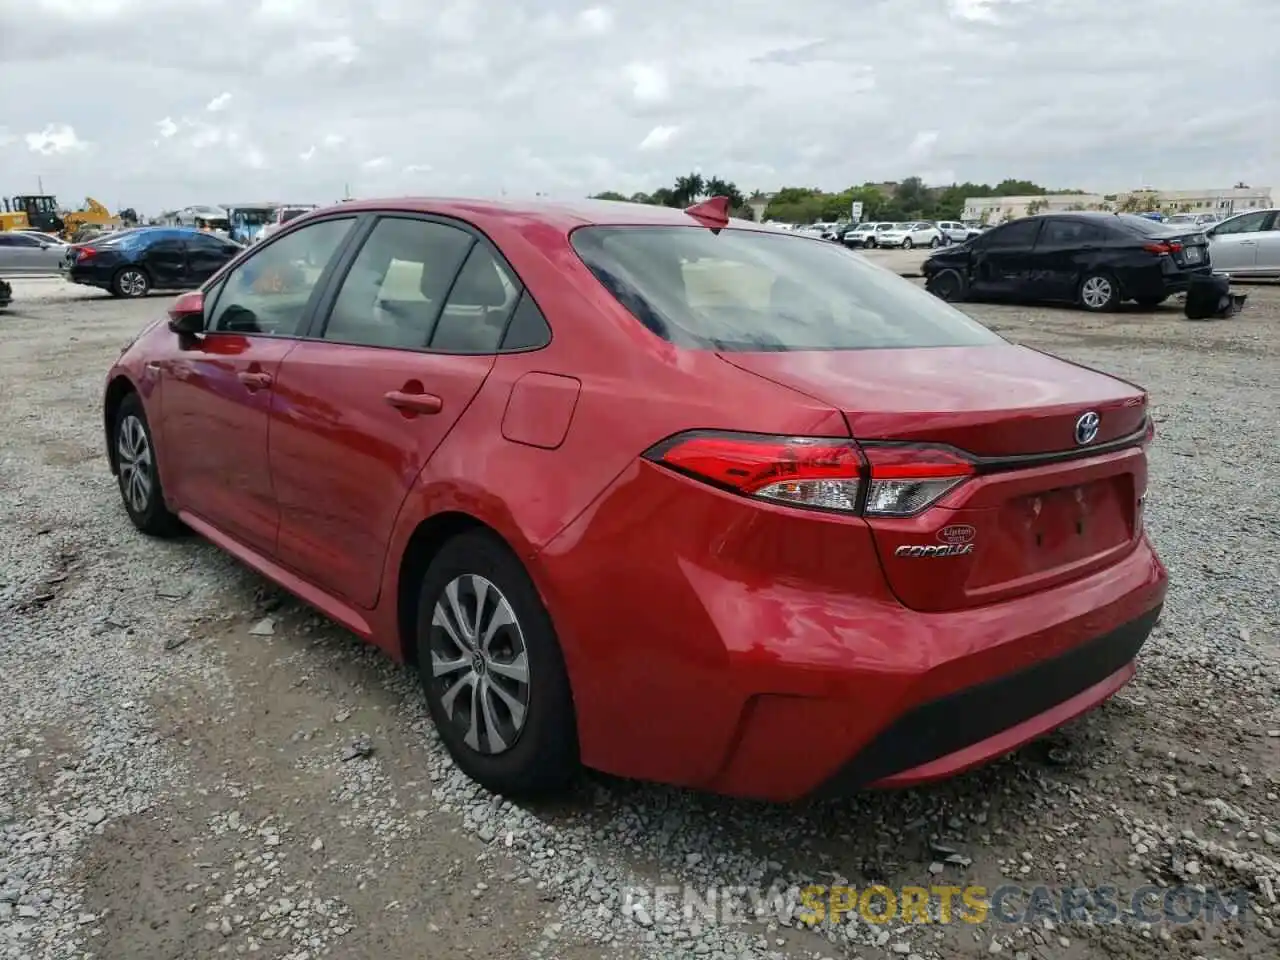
[500, 373, 582, 450]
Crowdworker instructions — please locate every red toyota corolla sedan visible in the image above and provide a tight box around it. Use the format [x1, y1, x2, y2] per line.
[102, 196, 1167, 802]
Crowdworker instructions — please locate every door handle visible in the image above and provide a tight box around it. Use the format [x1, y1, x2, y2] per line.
[237, 371, 273, 390]
[384, 390, 443, 415]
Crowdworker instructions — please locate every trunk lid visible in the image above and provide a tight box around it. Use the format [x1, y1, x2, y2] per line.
[719, 345, 1150, 611]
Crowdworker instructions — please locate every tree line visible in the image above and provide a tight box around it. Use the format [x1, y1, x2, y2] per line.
[591, 173, 1087, 223]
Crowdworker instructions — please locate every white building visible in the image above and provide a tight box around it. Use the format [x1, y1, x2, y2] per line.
[963, 186, 1273, 224]
[963, 194, 1107, 223]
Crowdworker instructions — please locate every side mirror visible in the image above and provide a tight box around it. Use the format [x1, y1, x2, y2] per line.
[167, 290, 205, 335]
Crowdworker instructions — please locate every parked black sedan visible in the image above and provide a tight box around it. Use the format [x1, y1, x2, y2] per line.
[61, 227, 242, 298]
[921, 212, 1212, 311]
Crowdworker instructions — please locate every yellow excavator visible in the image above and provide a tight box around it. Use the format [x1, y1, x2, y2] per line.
[2, 195, 62, 233]
[1, 195, 122, 239]
[62, 197, 123, 240]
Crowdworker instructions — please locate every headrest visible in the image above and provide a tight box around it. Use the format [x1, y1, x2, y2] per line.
[442, 254, 508, 307]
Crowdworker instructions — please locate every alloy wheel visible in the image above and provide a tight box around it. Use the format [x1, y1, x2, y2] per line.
[119, 270, 147, 297]
[116, 414, 153, 513]
[1081, 275, 1113, 309]
[429, 574, 531, 755]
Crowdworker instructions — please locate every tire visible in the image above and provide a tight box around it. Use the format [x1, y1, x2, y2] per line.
[1078, 272, 1119, 312]
[1136, 295, 1167, 308]
[929, 236, 940, 248]
[416, 530, 579, 796]
[903, 238, 914, 250]
[112, 266, 150, 299]
[865, 238, 876, 249]
[926, 268, 968, 303]
[112, 392, 185, 536]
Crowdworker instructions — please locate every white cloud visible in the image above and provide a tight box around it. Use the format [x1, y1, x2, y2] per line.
[577, 6, 613, 34]
[361, 156, 389, 171]
[639, 124, 679, 151]
[0, 0, 1275, 209]
[402, 163, 432, 174]
[206, 92, 232, 112]
[908, 130, 939, 160]
[625, 62, 669, 103]
[25, 123, 88, 155]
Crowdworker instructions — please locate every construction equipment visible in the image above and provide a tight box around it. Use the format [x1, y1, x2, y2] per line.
[3, 195, 64, 234]
[61, 197, 122, 239]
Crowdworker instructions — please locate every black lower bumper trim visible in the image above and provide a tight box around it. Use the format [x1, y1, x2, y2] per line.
[814, 604, 1161, 796]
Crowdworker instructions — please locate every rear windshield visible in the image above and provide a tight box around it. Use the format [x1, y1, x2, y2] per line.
[570, 226, 1004, 352]
[1115, 214, 1183, 236]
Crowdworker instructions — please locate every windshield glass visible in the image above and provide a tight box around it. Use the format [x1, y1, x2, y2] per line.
[280, 207, 312, 223]
[231, 208, 274, 226]
[894, 223, 913, 229]
[570, 226, 1004, 352]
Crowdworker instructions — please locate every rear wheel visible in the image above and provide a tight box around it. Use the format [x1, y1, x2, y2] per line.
[903, 237, 914, 250]
[113, 392, 184, 536]
[112, 267, 150, 299]
[416, 530, 578, 796]
[1078, 272, 1119, 312]
[929, 236, 940, 248]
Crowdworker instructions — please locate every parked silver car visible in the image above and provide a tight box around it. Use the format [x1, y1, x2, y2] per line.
[1205, 209, 1280, 278]
[1164, 213, 1220, 230]
[0, 231, 67, 276]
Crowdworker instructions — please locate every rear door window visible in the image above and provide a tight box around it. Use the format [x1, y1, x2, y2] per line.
[1038, 220, 1107, 245]
[982, 219, 1040, 248]
[320, 217, 476, 350]
[571, 225, 1002, 351]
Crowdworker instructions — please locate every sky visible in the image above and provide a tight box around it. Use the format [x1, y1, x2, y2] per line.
[1, 0, 1277, 214]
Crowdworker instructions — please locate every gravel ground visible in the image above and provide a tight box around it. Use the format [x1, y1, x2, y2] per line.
[1, 277, 1277, 960]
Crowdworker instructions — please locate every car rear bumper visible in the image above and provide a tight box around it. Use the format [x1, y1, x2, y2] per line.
[1121, 262, 1212, 299]
[538, 466, 1168, 801]
[812, 604, 1157, 794]
[64, 265, 111, 289]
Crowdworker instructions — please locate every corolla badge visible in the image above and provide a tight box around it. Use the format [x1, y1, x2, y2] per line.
[1074, 411, 1100, 445]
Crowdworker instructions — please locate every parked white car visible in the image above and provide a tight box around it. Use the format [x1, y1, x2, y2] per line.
[259, 205, 319, 243]
[935, 221, 970, 244]
[873, 222, 944, 249]
[848, 222, 898, 248]
[1205, 208, 1280, 278]
[1164, 213, 1220, 229]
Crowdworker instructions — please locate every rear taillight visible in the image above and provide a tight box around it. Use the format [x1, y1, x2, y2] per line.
[1142, 241, 1182, 255]
[1141, 416, 1155, 448]
[642, 432, 976, 517]
[861, 444, 975, 517]
[77, 246, 97, 260]
[643, 432, 863, 513]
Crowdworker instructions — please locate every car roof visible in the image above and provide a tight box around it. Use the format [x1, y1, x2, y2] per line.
[301, 196, 766, 232]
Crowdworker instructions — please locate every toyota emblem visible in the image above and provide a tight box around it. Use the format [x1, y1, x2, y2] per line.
[1074, 411, 1100, 445]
